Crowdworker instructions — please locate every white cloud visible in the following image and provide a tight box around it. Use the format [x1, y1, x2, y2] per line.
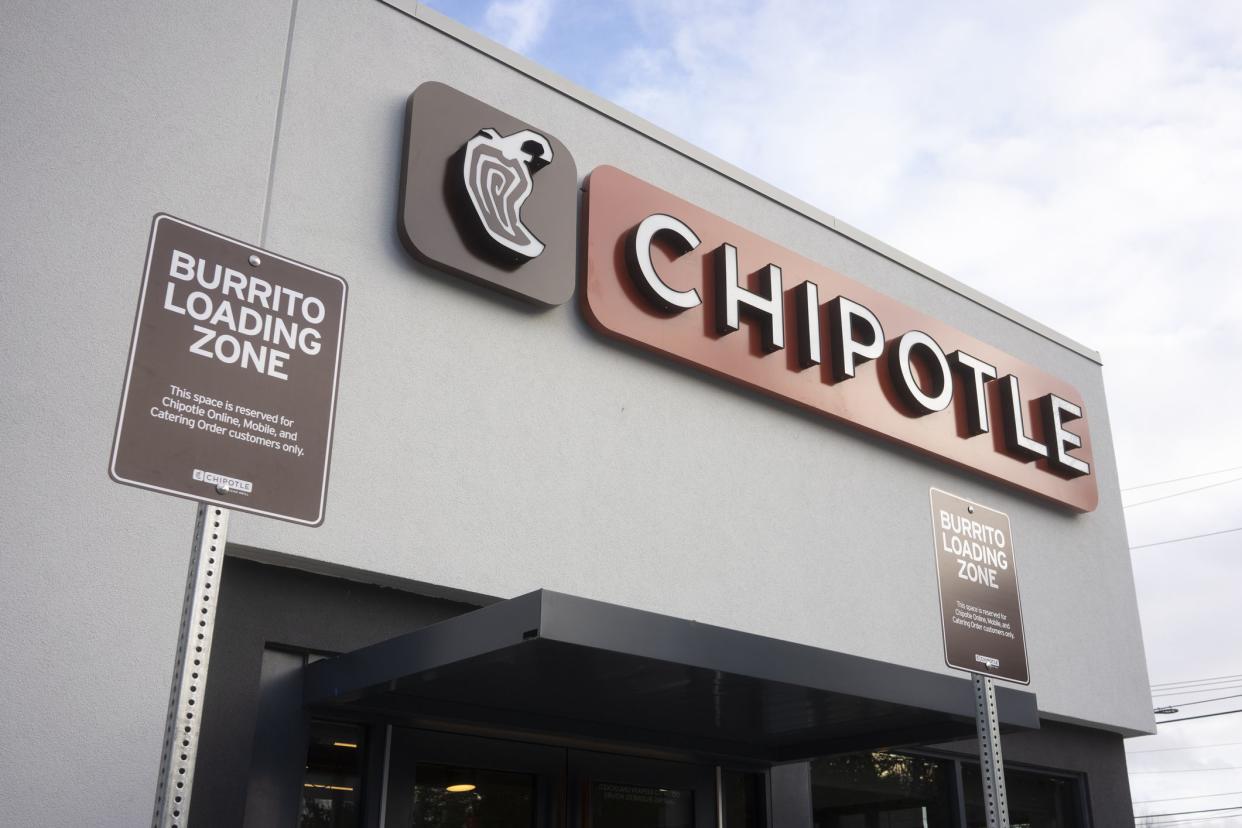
[483, 0, 556, 54]
[600, 0, 1242, 487]
[596, 0, 1242, 774]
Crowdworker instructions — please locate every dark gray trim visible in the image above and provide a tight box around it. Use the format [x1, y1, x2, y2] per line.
[190, 556, 478, 828]
[769, 763, 813, 828]
[304, 589, 1039, 762]
[242, 649, 307, 828]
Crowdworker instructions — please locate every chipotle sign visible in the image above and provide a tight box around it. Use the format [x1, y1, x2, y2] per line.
[582, 166, 1097, 512]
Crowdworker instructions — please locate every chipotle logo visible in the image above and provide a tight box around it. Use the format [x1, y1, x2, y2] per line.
[582, 166, 1097, 512]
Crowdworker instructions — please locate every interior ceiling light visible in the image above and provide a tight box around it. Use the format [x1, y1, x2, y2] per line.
[445, 783, 477, 793]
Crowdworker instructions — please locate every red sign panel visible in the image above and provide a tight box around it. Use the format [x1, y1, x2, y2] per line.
[582, 166, 1097, 511]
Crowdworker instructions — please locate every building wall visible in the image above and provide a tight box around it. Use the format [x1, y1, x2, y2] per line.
[0, 2, 1151, 825]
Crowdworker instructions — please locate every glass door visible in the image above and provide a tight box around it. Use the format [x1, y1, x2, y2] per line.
[383, 730, 565, 828]
[567, 750, 717, 828]
[382, 730, 722, 828]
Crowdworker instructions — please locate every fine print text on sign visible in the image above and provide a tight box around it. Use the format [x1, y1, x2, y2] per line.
[929, 488, 1029, 684]
[110, 215, 347, 525]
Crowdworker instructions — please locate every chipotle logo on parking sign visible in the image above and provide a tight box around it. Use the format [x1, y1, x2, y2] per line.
[109, 215, 347, 526]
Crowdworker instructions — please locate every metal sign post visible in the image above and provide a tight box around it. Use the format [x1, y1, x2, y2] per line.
[150, 504, 229, 828]
[108, 216, 346, 827]
[928, 489, 1029, 828]
[974, 673, 1010, 828]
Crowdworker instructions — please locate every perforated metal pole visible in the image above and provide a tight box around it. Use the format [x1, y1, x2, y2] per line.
[151, 503, 229, 828]
[974, 674, 1010, 828]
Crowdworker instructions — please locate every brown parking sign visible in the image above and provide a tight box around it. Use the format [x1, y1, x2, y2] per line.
[109, 215, 347, 525]
[929, 488, 1029, 684]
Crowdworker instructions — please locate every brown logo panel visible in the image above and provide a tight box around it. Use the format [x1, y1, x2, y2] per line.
[400, 81, 578, 306]
[110, 215, 347, 526]
[930, 489, 1029, 684]
[582, 165, 1097, 511]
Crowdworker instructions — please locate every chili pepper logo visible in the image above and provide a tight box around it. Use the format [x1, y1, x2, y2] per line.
[461, 128, 553, 261]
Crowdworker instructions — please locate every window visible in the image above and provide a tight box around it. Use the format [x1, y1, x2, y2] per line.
[299, 721, 367, 828]
[811, 752, 956, 827]
[962, 765, 1083, 828]
[811, 751, 1086, 828]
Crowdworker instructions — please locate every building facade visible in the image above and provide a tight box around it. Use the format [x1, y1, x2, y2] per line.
[0, 2, 1152, 826]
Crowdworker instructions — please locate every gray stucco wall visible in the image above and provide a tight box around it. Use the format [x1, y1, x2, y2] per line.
[1, 1, 1151, 825]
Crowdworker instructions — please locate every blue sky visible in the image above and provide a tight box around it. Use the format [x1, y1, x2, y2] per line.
[426, 1, 1242, 819]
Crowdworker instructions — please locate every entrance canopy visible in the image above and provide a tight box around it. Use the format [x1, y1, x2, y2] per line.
[304, 590, 1038, 761]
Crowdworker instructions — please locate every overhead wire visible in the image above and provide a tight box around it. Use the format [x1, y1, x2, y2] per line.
[1137, 819, 1242, 824]
[1152, 673, 1242, 690]
[1158, 708, 1242, 724]
[1130, 526, 1242, 551]
[1134, 789, 1242, 801]
[1153, 686, 1242, 700]
[1124, 475, 1242, 508]
[1123, 465, 1242, 492]
[1129, 741, 1242, 754]
[1151, 693, 1242, 708]
[1132, 805, 1242, 818]
[1131, 767, 1242, 774]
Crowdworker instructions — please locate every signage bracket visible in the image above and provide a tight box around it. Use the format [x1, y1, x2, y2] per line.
[150, 503, 229, 828]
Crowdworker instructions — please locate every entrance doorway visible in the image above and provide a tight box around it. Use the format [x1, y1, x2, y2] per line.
[380, 729, 730, 828]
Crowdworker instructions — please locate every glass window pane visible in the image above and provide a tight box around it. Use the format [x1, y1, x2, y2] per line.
[300, 721, 366, 828]
[810, 752, 955, 828]
[413, 763, 536, 828]
[590, 781, 694, 828]
[962, 765, 1082, 828]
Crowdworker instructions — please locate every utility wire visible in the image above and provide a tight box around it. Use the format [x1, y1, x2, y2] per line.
[1124, 475, 1242, 508]
[1134, 789, 1242, 802]
[1154, 685, 1242, 700]
[1159, 708, 1242, 724]
[1151, 693, 1242, 708]
[1133, 805, 1242, 818]
[1130, 741, 1242, 754]
[1131, 767, 1242, 774]
[1137, 819, 1242, 824]
[1131, 526, 1242, 550]
[1153, 675, 1242, 691]
[1153, 672, 1242, 689]
[1124, 465, 1242, 492]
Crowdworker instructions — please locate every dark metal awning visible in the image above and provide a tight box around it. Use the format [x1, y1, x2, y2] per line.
[303, 590, 1038, 761]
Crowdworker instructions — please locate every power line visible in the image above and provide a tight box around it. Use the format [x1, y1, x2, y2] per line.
[1154, 681, 1242, 696]
[1133, 805, 1242, 819]
[1131, 767, 1242, 774]
[1153, 673, 1242, 690]
[1154, 683, 1242, 699]
[1124, 465, 1242, 492]
[1154, 686, 1242, 700]
[1136, 817, 1242, 827]
[1124, 475, 1242, 508]
[1134, 789, 1242, 802]
[1130, 741, 1242, 754]
[1159, 708, 1242, 724]
[1131, 526, 1242, 551]
[1152, 693, 1242, 708]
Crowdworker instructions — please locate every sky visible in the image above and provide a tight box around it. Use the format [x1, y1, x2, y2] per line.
[428, 0, 1242, 820]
